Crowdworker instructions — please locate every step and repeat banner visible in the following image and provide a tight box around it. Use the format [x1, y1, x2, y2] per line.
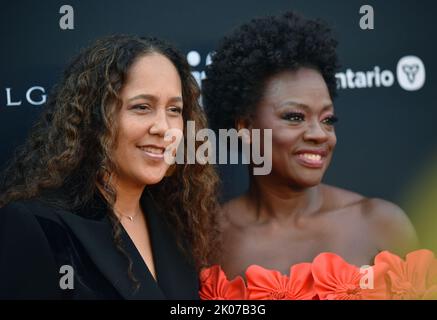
[1, 0, 436, 241]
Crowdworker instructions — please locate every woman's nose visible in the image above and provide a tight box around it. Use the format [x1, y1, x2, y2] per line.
[149, 109, 170, 136]
[303, 120, 329, 143]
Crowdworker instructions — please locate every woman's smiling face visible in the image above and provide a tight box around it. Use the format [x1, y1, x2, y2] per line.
[249, 67, 338, 188]
[112, 53, 184, 188]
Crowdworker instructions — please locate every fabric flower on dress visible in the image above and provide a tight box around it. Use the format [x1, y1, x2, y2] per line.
[312, 252, 389, 300]
[245, 263, 317, 300]
[374, 249, 437, 300]
[199, 265, 247, 300]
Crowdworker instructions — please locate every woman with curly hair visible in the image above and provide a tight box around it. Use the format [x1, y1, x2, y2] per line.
[0, 35, 219, 299]
[200, 12, 422, 300]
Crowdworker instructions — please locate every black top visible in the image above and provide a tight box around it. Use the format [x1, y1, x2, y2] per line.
[0, 191, 199, 299]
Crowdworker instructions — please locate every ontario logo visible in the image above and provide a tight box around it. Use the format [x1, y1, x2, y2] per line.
[336, 55, 426, 91]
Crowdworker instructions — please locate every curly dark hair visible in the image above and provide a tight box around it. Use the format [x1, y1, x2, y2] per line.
[0, 35, 220, 285]
[202, 11, 340, 130]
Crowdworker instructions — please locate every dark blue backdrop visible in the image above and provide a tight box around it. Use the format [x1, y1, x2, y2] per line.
[1, 1, 436, 230]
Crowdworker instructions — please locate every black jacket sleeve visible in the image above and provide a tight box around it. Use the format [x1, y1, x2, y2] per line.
[0, 202, 61, 299]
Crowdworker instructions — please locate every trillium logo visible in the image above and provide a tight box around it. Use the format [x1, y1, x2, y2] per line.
[396, 56, 426, 91]
[402, 65, 419, 83]
[336, 55, 426, 92]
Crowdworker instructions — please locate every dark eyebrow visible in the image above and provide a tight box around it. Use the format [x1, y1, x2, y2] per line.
[128, 94, 156, 103]
[279, 100, 334, 112]
[168, 96, 183, 104]
[127, 94, 183, 104]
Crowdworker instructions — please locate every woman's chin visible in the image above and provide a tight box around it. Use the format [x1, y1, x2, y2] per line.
[142, 175, 166, 185]
[290, 175, 323, 189]
[136, 164, 170, 185]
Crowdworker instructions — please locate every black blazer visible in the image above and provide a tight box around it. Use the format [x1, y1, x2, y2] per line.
[0, 191, 199, 299]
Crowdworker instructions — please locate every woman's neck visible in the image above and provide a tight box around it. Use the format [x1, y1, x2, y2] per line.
[247, 175, 323, 223]
[99, 176, 145, 217]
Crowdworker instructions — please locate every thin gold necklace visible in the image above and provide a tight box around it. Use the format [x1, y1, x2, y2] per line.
[115, 209, 140, 222]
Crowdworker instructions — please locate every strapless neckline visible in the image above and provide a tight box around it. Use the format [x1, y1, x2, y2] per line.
[200, 249, 437, 300]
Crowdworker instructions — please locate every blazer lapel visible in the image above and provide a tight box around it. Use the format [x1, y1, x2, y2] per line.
[141, 192, 199, 299]
[52, 191, 198, 299]
[54, 194, 166, 299]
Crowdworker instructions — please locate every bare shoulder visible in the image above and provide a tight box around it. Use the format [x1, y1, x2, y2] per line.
[320, 184, 365, 208]
[363, 197, 419, 255]
[220, 194, 251, 229]
[221, 195, 244, 213]
[322, 185, 419, 255]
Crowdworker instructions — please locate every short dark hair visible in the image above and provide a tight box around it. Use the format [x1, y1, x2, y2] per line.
[203, 11, 340, 130]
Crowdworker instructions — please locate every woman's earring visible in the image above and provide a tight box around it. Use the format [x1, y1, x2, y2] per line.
[101, 168, 113, 192]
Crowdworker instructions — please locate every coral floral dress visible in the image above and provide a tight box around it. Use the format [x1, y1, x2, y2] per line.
[199, 249, 437, 300]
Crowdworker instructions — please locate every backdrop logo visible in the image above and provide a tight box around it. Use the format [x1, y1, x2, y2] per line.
[2, 86, 47, 107]
[336, 55, 426, 92]
[396, 56, 425, 91]
[187, 50, 212, 88]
